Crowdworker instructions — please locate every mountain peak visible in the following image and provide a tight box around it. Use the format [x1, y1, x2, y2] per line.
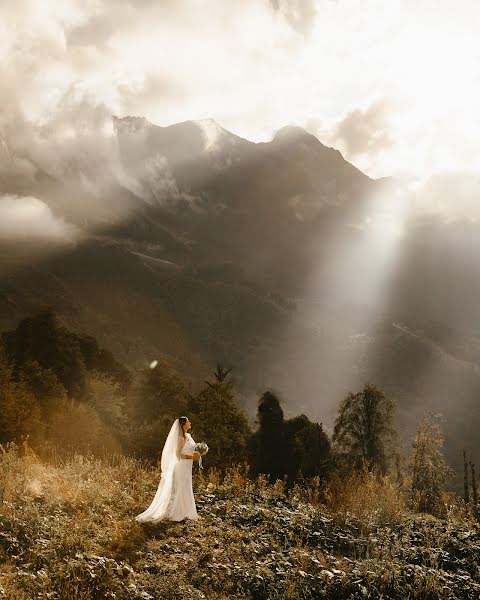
[272, 125, 319, 145]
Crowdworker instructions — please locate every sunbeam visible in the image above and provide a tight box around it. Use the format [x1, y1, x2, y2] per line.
[258, 176, 416, 424]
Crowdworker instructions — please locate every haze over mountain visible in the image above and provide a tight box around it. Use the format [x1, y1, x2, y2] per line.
[1, 114, 480, 482]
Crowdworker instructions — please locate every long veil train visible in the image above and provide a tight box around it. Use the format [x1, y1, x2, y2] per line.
[135, 418, 181, 522]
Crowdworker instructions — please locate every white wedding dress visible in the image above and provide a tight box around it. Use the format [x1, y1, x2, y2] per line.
[136, 422, 198, 523]
[166, 432, 198, 521]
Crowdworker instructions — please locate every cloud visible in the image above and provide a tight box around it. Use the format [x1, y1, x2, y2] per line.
[0, 0, 306, 135]
[0, 0, 480, 208]
[326, 98, 394, 159]
[407, 171, 480, 223]
[117, 74, 186, 118]
[0, 0, 305, 206]
[0, 195, 78, 244]
[269, 0, 317, 36]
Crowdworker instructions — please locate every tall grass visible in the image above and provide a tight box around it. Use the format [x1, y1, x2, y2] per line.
[1, 445, 478, 599]
[324, 469, 407, 527]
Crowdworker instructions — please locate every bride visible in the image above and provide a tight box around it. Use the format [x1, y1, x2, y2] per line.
[136, 416, 200, 522]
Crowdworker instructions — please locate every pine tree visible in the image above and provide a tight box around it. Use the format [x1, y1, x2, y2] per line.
[249, 390, 286, 483]
[188, 366, 251, 471]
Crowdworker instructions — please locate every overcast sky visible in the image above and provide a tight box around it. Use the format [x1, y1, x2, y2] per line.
[1, 0, 479, 182]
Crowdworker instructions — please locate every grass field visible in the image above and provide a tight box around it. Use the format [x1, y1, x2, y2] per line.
[0, 444, 479, 599]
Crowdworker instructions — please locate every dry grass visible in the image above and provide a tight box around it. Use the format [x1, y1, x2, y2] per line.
[0, 445, 479, 599]
[324, 468, 407, 527]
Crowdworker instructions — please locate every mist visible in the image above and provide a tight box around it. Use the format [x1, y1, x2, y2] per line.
[1, 1, 479, 481]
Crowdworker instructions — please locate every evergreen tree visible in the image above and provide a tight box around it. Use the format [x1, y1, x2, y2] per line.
[75, 333, 130, 391]
[284, 414, 331, 483]
[249, 390, 286, 483]
[333, 383, 396, 474]
[188, 365, 251, 471]
[3, 308, 88, 399]
[19, 360, 67, 423]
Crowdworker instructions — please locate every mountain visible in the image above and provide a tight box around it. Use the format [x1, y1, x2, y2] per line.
[1, 116, 479, 477]
[111, 116, 375, 292]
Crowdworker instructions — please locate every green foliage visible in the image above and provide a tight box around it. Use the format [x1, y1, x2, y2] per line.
[409, 412, 453, 516]
[2, 308, 130, 401]
[249, 394, 331, 486]
[125, 416, 178, 459]
[90, 377, 129, 437]
[3, 307, 88, 399]
[19, 360, 68, 422]
[48, 399, 121, 457]
[0, 345, 44, 444]
[284, 414, 331, 483]
[333, 383, 396, 474]
[188, 366, 251, 471]
[249, 390, 288, 483]
[131, 357, 189, 424]
[0, 311, 132, 456]
[125, 358, 190, 458]
[75, 332, 131, 391]
[0, 343, 123, 457]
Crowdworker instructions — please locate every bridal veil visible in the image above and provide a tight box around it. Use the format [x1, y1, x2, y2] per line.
[135, 418, 183, 522]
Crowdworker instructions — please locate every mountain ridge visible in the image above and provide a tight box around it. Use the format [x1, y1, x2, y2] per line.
[1, 113, 480, 476]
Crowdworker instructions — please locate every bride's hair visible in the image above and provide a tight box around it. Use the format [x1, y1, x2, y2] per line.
[179, 416, 188, 438]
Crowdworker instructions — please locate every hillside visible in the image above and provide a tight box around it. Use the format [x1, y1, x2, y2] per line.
[0, 447, 479, 599]
[1, 117, 480, 472]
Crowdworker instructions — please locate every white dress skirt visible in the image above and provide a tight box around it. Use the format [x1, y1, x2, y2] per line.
[165, 433, 199, 521]
[136, 432, 198, 522]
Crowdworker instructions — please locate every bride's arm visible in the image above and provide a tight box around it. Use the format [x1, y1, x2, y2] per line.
[176, 435, 186, 459]
[180, 451, 199, 460]
[187, 451, 200, 461]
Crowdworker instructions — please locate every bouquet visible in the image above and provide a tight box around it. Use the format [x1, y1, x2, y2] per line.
[194, 442, 209, 469]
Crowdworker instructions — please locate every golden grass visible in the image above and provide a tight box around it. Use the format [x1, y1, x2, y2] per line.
[1, 444, 478, 599]
[324, 468, 407, 526]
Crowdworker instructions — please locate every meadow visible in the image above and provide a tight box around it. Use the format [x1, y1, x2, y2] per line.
[0, 443, 478, 599]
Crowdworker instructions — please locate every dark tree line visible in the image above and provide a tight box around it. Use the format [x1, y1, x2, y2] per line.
[0, 310, 131, 453]
[2, 307, 130, 400]
[248, 391, 331, 486]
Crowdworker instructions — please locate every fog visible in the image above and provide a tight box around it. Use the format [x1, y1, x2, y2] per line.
[0, 195, 78, 243]
[1, 1, 480, 473]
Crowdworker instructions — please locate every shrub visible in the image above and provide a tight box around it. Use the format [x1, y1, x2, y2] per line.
[324, 468, 407, 527]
